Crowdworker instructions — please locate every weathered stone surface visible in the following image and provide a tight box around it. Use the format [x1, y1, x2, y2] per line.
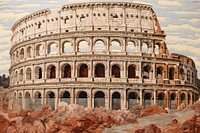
[140, 106, 167, 117]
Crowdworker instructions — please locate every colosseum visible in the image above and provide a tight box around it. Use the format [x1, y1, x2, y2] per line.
[9, 2, 199, 110]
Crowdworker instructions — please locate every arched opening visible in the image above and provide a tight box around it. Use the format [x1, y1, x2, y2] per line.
[35, 66, 42, 79]
[112, 64, 120, 78]
[26, 68, 31, 80]
[79, 64, 88, 77]
[48, 43, 57, 55]
[19, 48, 24, 60]
[144, 93, 152, 108]
[60, 91, 70, 104]
[14, 71, 18, 84]
[188, 93, 191, 105]
[142, 42, 148, 53]
[127, 41, 136, 52]
[128, 92, 138, 109]
[156, 67, 163, 79]
[63, 42, 72, 53]
[77, 91, 87, 107]
[19, 69, 23, 81]
[34, 92, 42, 107]
[157, 93, 165, 108]
[36, 44, 44, 56]
[187, 70, 190, 82]
[112, 92, 121, 110]
[154, 45, 159, 54]
[111, 40, 121, 52]
[26, 46, 32, 58]
[143, 65, 151, 79]
[94, 40, 105, 52]
[180, 93, 186, 104]
[18, 92, 22, 108]
[94, 91, 105, 108]
[62, 64, 71, 78]
[169, 67, 174, 80]
[128, 65, 136, 78]
[95, 63, 105, 77]
[25, 92, 31, 109]
[170, 93, 176, 109]
[46, 91, 55, 109]
[47, 65, 56, 79]
[179, 68, 184, 80]
[16, 51, 19, 62]
[78, 40, 89, 52]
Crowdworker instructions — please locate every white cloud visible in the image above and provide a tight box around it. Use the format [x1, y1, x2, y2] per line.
[163, 24, 200, 32]
[0, 11, 30, 22]
[158, 0, 182, 7]
[170, 11, 199, 15]
[157, 17, 167, 22]
[15, 4, 41, 8]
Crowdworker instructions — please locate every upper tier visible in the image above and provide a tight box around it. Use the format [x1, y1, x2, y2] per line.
[11, 2, 163, 45]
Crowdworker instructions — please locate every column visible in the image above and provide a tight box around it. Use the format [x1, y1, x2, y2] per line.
[55, 89, 59, 109]
[153, 89, 157, 105]
[106, 89, 110, 110]
[88, 88, 92, 108]
[165, 90, 169, 109]
[56, 62, 60, 79]
[190, 92, 193, 105]
[186, 91, 188, 106]
[152, 63, 156, 80]
[123, 89, 127, 109]
[177, 91, 180, 107]
[139, 89, 143, 106]
[22, 90, 25, 109]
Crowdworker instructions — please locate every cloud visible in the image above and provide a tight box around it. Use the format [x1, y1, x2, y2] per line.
[0, 11, 30, 22]
[180, 18, 200, 23]
[163, 24, 200, 32]
[15, 4, 41, 8]
[170, 11, 199, 15]
[158, 0, 182, 7]
[157, 17, 167, 22]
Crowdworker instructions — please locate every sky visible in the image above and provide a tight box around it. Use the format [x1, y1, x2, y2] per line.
[0, 0, 200, 77]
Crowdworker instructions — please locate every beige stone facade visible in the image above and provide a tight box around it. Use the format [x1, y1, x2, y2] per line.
[9, 2, 199, 110]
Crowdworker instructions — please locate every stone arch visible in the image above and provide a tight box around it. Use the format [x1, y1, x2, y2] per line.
[128, 91, 138, 109]
[62, 41, 72, 53]
[112, 64, 120, 78]
[26, 67, 32, 80]
[180, 93, 186, 104]
[170, 93, 176, 109]
[47, 42, 57, 55]
[78, 40, 89, 52]
[144, 92, 152, 108]
[95, 63, 105, 77]
[111, 40, 121, 52]
[94, 91, 105, 108]
[26, 46, 32, 58]
[35, 66, 42, 79]
[16, 50, 19, 61]
[14, 70, 18, 83]
[112, 91, 121, 110]
[34, 91, 42, 107]
[19, 48, 24, 60]
[142, 65, 151, 79]
[157, 92, 165, 108]
[25, 92, 31, 109]
[188, 93, 191, 105]
[79, 64, 88, 77]
[127, 41, 136, 52]
[46, 91, 55, 109]
[128, 65, 136, 78]
[47, 65, 56, 79]
[36, 44, 44, 56]
[18, 92, 22, 108]
[77, 91, 88, 107]
[94, 40, 105, 52]
[19, 69, 23, 81]
[154, 44, 159, 54]
[169, 67, 174, 80]
[61, 64, 71, 78]
[60, 91, 70, 104]
[156, 66, 163, 79]
[142, 42, 148, 53]
[187, 70, 191, 81]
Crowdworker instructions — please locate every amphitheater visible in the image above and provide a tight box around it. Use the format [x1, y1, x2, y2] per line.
[9, 2, 199, 110]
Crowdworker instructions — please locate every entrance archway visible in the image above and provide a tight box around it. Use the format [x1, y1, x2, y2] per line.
[94, 91, 105, 107]
[18, 92, 22, 108]
[128, 92, 138, 109]
[35, 92, 42, 106]
[77, 91, 87, 107]
[144, 93, 152, 108]
[112, 92, 121, 110]
[180, 93, 186, 104]
[60, 91, 70, 104]
[170, 93, 176, 109]
[46, 91, 55, 109]
[157, 93, 165, 108]
[25, 92, 31, 109]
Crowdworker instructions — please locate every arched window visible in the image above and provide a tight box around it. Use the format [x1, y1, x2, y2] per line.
[156, 67, 163, 79]
[95, 63, 105, 77]
[111, 40, 121, 52]
[79, 64, 88, 77]
[169, 67, 174, 80]
[36, 44, 44, 56]
[127, 41, 136, 52]
[19, 69, 23, 81]
[112, 64, 120, 78]
[26, 68, 31, 80]
[187, 70, 190, 81]
[77, 91, 87, 107]
[78, 41, 89, 52]
[16, 51, 19, 61]
[62, 64, 71, 78]
[143, 65, 151, 79]
[19, 48, 24, 60]
[35, 91, 42, 106]
[47, 91, 55, 109]
[63, 42, 72, 53]
[94, 91, 105, 108]
[179, 68, 184, 80]
[47, 65, 56, 79]
[142, 42, 148, 53]
[48, 43, 57, 55]
[94, 40, 105, 52]
[154, 45, 159, 54]
[26, 46, 32, 58]
[128, 65, 136, 78]
[35, 66, 42, 79]
[112, 92, 121, 110]
[25, 92, 31, 109]
[128, 92, 138, 109]
[60, 91, 70, 104]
